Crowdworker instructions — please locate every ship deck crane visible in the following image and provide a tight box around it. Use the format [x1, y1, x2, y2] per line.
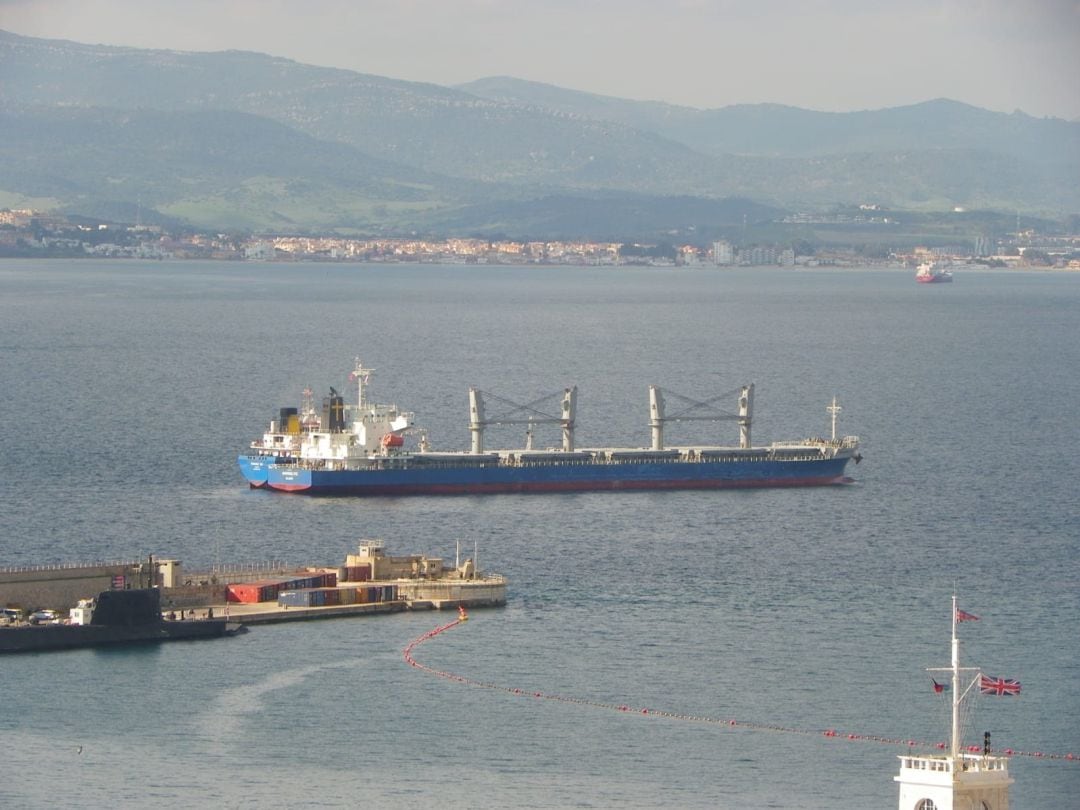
[469, 387, 577, 453]
[649, 384, 753, 450]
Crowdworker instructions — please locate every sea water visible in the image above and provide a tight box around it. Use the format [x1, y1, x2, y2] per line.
[0, 261, 1077, 808]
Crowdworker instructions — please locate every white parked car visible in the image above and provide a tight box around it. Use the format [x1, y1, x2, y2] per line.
[29, 609, 60, 625]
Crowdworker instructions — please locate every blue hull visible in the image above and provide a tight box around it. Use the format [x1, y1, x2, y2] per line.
[238, 454, 280, 488]
[240, 454, 855, 496]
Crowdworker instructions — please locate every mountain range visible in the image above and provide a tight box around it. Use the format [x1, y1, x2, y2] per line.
[1, 29, 1077, 239]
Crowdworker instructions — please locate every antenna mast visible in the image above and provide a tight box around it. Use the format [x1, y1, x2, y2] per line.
[899, 598, 1014, 809]
[950, 594, 961, 761]
[928, 595, 980, 759]
[352, 357, 373, 408]
[827, 397, 842, 441]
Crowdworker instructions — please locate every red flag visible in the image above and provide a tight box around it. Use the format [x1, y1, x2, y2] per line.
[932, 678, 950, 693]
[980, 674, 1021, 696]
[956, 608, 980, 622]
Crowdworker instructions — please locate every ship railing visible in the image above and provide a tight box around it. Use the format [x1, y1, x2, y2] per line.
[771, 436, 859, 451]
[191, 560, 296, 582]
[898, 754, 1009, 775]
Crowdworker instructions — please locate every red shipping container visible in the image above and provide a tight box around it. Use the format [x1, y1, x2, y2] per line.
[344, 565, 371, 582]
[227, 580, 284, 603]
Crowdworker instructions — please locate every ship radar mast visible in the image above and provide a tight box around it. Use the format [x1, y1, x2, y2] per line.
[827, 397, 842, 441]
[351, 357, 374, 408]
[299, 387, 320, 430]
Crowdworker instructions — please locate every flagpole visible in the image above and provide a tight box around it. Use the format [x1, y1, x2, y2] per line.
[951, 593, 960, 762]
[905, 598, 1015, 810]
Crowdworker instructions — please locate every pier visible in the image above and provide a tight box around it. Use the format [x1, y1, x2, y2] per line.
[0, 540, 507, 626]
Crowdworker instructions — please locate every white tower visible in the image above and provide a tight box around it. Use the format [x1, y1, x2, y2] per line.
[894, 596, 1013, 810]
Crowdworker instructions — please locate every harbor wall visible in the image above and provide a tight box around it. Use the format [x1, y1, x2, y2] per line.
[159, 584, 228, 610]
[0, 563, 145, 611]
[0, 559, 507, 614]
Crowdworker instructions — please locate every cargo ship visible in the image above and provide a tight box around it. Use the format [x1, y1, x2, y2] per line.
[915, 260, 954, 283]
[0, 589, 244, 654]
[238, 358, 861, 496]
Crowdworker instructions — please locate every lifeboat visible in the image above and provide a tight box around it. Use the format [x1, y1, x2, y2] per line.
[381, 433, 405, 448]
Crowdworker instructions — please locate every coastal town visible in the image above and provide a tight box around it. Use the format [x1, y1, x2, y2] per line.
[3, 208, 1079, 269]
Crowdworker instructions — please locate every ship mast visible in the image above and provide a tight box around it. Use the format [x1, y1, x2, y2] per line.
[300, 387, 320, 430]
[931, 594, 979, 761]
[897, 599, 1015, 809]
[352, 357, 373, 409]
[950, 593, 962, 761]
[827, 397, 842, 441]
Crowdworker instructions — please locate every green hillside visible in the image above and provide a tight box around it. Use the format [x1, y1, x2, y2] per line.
[1, 29, 1077, 236]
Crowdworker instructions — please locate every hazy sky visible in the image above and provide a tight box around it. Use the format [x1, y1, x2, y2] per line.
[3, 0, 1079, 119]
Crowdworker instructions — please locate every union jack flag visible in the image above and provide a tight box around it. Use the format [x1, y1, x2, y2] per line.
[956, 608, 980, 622]
[980, 674, 1022, 696]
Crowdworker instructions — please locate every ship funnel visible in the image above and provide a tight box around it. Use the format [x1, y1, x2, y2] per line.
[469, 388, 485, 454]
[561, 387, 577, 452]
[279, 407, 299, 434]
[738, 384, 754, 448]
[323, 389, 346, 433]
[649, 386, 665, 450]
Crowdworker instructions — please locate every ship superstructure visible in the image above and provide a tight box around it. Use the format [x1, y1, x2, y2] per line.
[238, 358, 861, 496]
[241, 359, 417, 487]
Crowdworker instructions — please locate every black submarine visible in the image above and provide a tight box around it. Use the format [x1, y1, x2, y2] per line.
[0, 588, 244, 654]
